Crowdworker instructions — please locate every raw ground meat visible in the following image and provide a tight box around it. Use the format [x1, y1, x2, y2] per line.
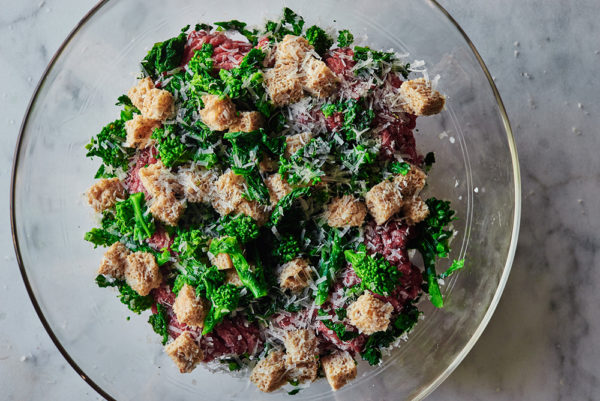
[124, 146, 158, 195]
[183, 31, 253, 70]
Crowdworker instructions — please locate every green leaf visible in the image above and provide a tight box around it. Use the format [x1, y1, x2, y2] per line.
[440, 259, 465, 279]
[148, 303, 169, 345]
[337, 30, 354, 47]
[141, 31, 187, 79]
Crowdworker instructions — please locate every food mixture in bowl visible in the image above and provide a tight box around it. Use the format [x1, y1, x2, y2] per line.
[84, 8, 464, 393]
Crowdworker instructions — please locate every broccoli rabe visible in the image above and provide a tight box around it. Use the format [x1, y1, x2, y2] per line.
[304, 25, 333, 55]
[390, 161, 411, 175]
[214, 19, 258, 44]
[152, 124, 193, 168]
[85, 117, 133, 179]
[172, 227, 209, 261]
[216, 214, 260, 244]
[315, 228, 345, 305]
[84, 228, 119, 248]
[96, 275, 153, 314]
[268, 187, 312, 227]
[172, 262, 224, 295]
[263, 7, 305, 41]
[114, 192, 155, 242]
[337, 30, 354, 47]
[202, 284, 241, 335]
[148, 303, 169, 345]
[141, 29, 187, 79]
[209, 236, 268, 298]
[344, 244, 400, 296]
[272, 234, 301, 263]
[353, 46, 411, 79]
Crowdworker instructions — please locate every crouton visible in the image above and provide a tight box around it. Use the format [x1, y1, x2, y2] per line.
[228, 111, 264, 133]
[250, 350, 288, 392]
[87, 178, 127, 212]
[124, 251, 162, 296]
[138, 162, 183, 199]
[286, 361, 318, 384]
[275, 35, 313, 65]
[173, 284, 208, 328]
[347, 292, 394, 335]
[285, 132, 313, 158]
[199, 94, 237, 131]
[97, 242, 129, 279]
[209, 251, 233, 270]
[403, 197, 430, 225]
[164, 332, 203, 373]
[264, 64, 304, 106]
[127, 77, 154, 110]
[265, 174, 292, 205]
[124, 114, 161, 148]
[149, 194, 185, 226]
[279, 258, 313, 292]
[302, 58, 339, 98]
[211, 170, 246, 216]
[141, 88, 175, 121]
[284, 329, 319, 365]
[177, 167, 217, 204]
[365, 180, 403, 225]
[224, 268, 243, 287]
[394, 164, 427, 197]
[400, 78, 445, 116]
[326, 195, 367, 227]
[321, 351, 357, 391]
[236, 199, 269, 226]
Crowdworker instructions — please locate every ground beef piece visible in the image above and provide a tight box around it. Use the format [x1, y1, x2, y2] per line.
[325, 48, 356, 76]
[364, 220, 411, 266]
[316, 321, 367, 355]
[376, 112, 420, 164]
[124, 146, 158, 195]
[146, 224, 174, 253]
[183, 31, 253, 70]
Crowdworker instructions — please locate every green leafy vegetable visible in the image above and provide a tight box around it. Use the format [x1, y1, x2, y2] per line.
[84, 228, 119, 248]
[96, 275, 153, 314]
[148, 303, 169, 345]
[216, 214, 260, 244]
[152, 124, 193, 167]
[268, 187, 312, 227]
[116, 95, 139, 121]
[322, 319, 359, 342]
[195, 23, 213, 32]
[321, 99, 375, 141]
[337, 30, 354, 47]
[264, 7, 305, 41]
[440, 259, 465, 279]
[172, 228, 210, 261]
[85, 117, 133, 179]
[214, 19, 258, 44]
[344, 244, 400, 296]
[424, 152, 435, 173]
[315, 228, 345, 305]
[114, 192, 155, 242]
[141, 31, 187, 79]
[304, 25, 333, 55]
[278, 138, 331, 186]
[272, 234, 301, 263]
[353, 46, 410, 79]
[202, 283, 241, 334]
[390, 161, 411, 176]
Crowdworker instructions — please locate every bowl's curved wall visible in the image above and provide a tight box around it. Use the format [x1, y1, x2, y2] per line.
[12, 1, 519, 400]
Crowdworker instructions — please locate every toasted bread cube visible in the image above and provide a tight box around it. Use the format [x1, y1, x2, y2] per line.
[279, 258, 312, 292]
[302, 58, 339, 98]
[275, 35, 314, 65]
[229, 111, 264, 133]
[127, 77, 155, 110]
[150, 194, 186, 226]
[326, 195, 367, 227]
[165, 332, 203, 373]
[235, 199, 269, 226]
[286, 361, 318, 383]
[321, 351, 357, 391]
[400, 78, 445, 116]
[211, 170, 246, 216]
[209, 251, 234, 270]
[124, 114, 161, 148]
[124, 251, 162, 296]
[224, 268, 243, 287]
[365, 180, 403, 225]
[403, 197, 430, 225]
[264, 64, 304, 106]
[285, 132, 313, 158]
[265, 174, 292, 205]
[138, 161, 183, 199]
[173, 284, 208, 328]
[97, 242, 129, 279]
[250, 350, 287, 393]
[177, 167, 217, 204]
[394, 165, 427, 197]
[141, 88, 175, 121]
[199, 94, 237, 131]
[87, 178, 127, 212]
[284, 329, 319, 365]
[347, 292, 394, 335]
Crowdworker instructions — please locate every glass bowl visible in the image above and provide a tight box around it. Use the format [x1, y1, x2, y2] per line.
[11, 0, 520, 400]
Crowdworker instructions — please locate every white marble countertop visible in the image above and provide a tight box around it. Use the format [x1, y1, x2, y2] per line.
[1, 0, 599, 399]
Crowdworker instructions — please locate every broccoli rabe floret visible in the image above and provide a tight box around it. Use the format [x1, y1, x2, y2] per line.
[337, 30, 354, 47]
[304, 25, 333, 55]
[141, 29, 187, 79]
[202, 284, 241, 335]
[96, 275, 153, 314]
[272, 234, 301, 263]
[152, 125, 193, 167]
[148, 303, 169, 345]
[84, 228, 119, 248]
[216, 214, 260, 244]
[344, 244, 400, 296]
[172, 228, 209, 261]
[114, 192, 155, 242]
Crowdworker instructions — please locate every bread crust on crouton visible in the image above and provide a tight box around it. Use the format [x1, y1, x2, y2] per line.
[177, 166, 217, 204]
[326, 195, 367, 227]
[97, 242, 129, 279]
[228, 111, 264, 133]
[124, 114, 161, 148]
[173, 284, 208, 328]
[400, 78, 445, 116]
[347, 292, 394, 335]
[279, 258, 313, 292]
[164, 331, 203, 373]
[321, 351, 357, 391]
[127, 77, 155, 110]
[141, 88, 175, 121]
[265, 174, 292, 205]
[199, 94, 237, 131]
[209, 251, 233, 270]
[87, 178, 127, 212]
[138, 161, 183, 199]
[150, 194, 186, 226]
[264, 64, 304, 106]
[394, 164, 427, 197]
[250, 350, 287, 392]
[365, 180, 403, 225]
[275, 35, 314, 65]
[302, 58, 339, 98]
[224, 268, 243, 287]
[286, 360, 319, 384]
[211, 170, 246, 216]
[284, 329, 319, 365]
[124, 251, 162, 296]
[403, 197, 430, 225]
[236, 199, 269, 226]
[285, 132, 313, 158]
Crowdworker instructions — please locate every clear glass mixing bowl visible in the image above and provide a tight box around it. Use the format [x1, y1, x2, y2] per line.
[11, 0, 520, 399]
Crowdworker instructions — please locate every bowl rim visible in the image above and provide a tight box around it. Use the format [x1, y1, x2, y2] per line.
[10, 1, 521, 400]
